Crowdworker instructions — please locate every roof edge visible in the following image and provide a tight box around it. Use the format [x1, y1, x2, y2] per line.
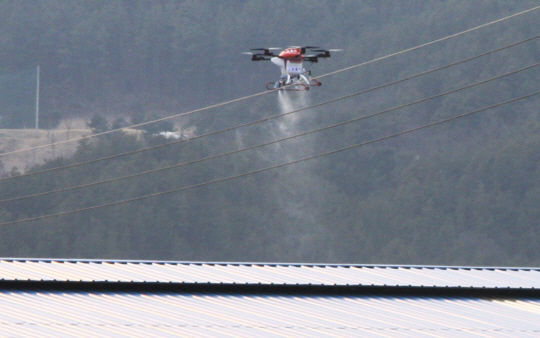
[2, 280, 540, 297]
[1, 258, 539, 272]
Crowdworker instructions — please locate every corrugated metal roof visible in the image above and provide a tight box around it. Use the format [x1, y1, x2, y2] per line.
[0, 259, 540, 336]
[0, 259, 539, 288]
[0, 290, 539, 337]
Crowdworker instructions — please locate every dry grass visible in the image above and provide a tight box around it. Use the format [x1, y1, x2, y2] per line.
[0, 117, 183, 174]
[0, 118, 91, 174]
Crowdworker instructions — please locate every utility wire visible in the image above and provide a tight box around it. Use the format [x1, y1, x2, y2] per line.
[2, 33, 539, 183]
[0, 88, 270, 158]
[2, 60, 539, 204]
[317, 5, 540, 81]
[2, 89, 539, 227]
[1, 5, 538, 158]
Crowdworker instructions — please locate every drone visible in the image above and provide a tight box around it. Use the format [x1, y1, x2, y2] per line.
[244, 46, 341, 91]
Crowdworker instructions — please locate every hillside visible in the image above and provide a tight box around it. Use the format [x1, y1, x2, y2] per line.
[0, 1, 539, 266]
[0, 119, 90, 174]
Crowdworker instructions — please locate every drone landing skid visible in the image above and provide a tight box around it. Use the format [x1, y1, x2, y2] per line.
[266, 79, 321, 91]
[267, 82, 309, 91]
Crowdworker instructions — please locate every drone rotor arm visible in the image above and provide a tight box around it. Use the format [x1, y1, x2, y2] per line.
[249, 47, 281, 56]
[303, 56, 319, 63]
[308, 48, 343, 58]
[243, 52, 274, 61]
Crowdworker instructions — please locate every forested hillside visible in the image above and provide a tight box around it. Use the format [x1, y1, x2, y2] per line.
[1, 0, 540, 266]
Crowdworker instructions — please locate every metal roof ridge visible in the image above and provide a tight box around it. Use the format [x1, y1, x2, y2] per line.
[0, 258, 539, 271]
[0, 279, 539, 298]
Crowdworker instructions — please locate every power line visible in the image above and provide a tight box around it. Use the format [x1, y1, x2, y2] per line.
[3, 33, 539, 183]
[2, 89, 538, 227]
[2, 60, 539, 205]
[0, 89, 270, 158]
[1, 6, 539, 225]
[1, 5, 538, 159]
[317, 5, 540, 81]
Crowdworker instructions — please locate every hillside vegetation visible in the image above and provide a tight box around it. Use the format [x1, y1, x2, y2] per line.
[0, 1, 540, 266]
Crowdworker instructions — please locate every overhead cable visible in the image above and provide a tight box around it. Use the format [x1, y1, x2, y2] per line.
[3, 33, 540, 183]
[2, 60, 539, 204]
[1, 5, 538, 158]
[2, 89, 539, 227]
[317, 5, 540, 80]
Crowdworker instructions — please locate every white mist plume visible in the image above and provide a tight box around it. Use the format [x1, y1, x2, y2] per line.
[272, 91, 330, 261]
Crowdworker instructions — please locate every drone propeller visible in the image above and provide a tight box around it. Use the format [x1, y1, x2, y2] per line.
[243, 50, 275, 61]
[250, 47, 281, 51]
[310, 49, 344, 52]
[247, 47, 281, 57]
[306, 48, 344, 59]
